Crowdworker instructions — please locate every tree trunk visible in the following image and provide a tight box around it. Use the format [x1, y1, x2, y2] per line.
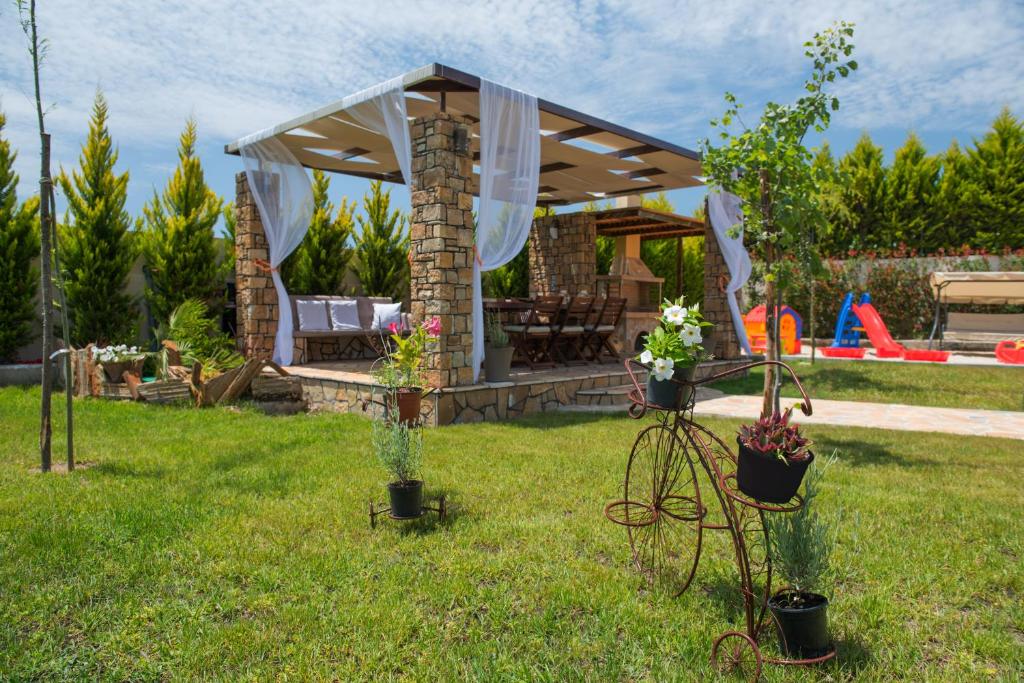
[49, 182, 74, 470]
[759, 170, 779, 418]
[810, 279, 816, 365]
[39, 134, 53, 471]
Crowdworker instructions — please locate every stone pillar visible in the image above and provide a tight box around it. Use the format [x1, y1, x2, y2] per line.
[408, 113, 475, 388]
[528, 213, 597, 297]
[234, 172, 278, 359]
[703, 222, 742, 359]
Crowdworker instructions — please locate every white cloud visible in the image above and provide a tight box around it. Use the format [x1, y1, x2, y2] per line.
[0, 0, 1021, 206]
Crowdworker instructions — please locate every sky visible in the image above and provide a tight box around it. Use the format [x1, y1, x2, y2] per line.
[1, 0, 1022, 231]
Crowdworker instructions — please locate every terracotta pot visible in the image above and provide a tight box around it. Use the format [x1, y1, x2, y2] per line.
[101, 358, 143, 384]
[394, 388, 422, 424]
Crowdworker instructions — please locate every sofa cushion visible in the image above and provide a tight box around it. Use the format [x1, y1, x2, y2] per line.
[296, 299, 330, 331]
[371, 302, 403, 331]
[329, 299, 362, 331]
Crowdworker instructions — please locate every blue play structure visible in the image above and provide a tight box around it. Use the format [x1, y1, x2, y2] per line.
[831, 292, 871, 348]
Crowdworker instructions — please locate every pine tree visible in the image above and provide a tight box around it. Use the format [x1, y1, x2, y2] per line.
[932, 141, 973, 249]
[0, 111, 41, 361]
[883, 133, 940, 248]
[140, 118, 225, 326]
[57, 91, 137, 346]
[282, 169, 354, 295]
[353, 180, 409, 300]
[962, 108, 1024, 250]
[836, 133, 887, 251]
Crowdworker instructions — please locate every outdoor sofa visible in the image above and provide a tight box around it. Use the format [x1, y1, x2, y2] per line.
[290, 295, 410, 363]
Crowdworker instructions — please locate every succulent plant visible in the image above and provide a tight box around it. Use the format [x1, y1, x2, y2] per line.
[738, 406, 812, 463]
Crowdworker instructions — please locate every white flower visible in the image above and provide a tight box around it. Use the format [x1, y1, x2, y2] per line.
[652, 357, 675, 382]
[663, 305, 685, 326]
[688, 303, 700, 315]
[639, 349, 654, 365]
[680, 324, 702, 347]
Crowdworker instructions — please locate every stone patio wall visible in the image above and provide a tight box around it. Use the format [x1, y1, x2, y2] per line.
[234, 172, 277, 359]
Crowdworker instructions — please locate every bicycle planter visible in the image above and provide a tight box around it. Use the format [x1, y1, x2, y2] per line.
[604, 359, 835, 681]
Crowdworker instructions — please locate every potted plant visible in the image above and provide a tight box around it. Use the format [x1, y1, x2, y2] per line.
[372, 417, 424, 519]
[483, 312, 514, 382]
[765, 455, 836, 658]
[91, 344, 146, 383]
[637, 296, 711, 409]
[736, 407, 814, 503]
[373, 316, 441, 424]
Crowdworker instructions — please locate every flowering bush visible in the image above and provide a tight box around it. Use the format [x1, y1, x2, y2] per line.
[373, 316, 441, 389]
[738, 407, 813, 463]
[637, 296, 711, 382]
[91, 344, 145, 364]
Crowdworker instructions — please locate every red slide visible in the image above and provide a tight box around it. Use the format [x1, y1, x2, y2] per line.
[851, 303, 950, 362]
[851, 303, 903, 358]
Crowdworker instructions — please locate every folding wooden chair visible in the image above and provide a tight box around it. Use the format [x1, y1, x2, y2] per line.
[505, 295, 563, 369]
[584, 296, 626, 362]
[552, 295, 594, 365]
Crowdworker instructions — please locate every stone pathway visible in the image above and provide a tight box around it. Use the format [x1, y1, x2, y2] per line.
[692, 392, 1024, 440]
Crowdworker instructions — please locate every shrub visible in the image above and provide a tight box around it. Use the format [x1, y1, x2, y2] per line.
[864, 260, 933, 339]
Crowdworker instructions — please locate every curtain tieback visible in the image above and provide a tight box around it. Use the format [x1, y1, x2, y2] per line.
[254, 258, 278, 273]
[472, 245, 484, 267]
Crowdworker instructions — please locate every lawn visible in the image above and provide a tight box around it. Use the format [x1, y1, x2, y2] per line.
[710, 359, 1024, 412]
[1, 387, 1021, 681]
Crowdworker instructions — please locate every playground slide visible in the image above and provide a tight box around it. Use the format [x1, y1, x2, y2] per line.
[821, 292, 867, 358]
[852, 303, 950, 362]
[851, 303, 903, 358]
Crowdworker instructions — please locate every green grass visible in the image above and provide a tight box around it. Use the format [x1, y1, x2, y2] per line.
[710, 359, 1024, 411]
[1, 387, 1022, 681]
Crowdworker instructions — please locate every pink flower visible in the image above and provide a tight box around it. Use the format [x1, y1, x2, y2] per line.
[424, 316, 442, 337]
[388, 322, 399, 334]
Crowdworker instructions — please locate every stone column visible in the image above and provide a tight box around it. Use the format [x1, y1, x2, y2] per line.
[234, 172, 277, 359]
[702, 221, 742, 359]
[528, 213, 597, 296]
[408, 112, 475, 388]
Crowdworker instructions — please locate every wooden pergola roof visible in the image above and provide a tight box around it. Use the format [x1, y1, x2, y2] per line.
[225, 63, 703, 206]
[592, 206, 704, 240]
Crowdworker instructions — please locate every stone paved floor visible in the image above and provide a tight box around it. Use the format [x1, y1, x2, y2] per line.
[692, 392, 1024, 440]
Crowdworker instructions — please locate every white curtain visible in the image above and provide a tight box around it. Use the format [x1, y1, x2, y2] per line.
[238, 136, 314, 366]
[473, 80, 540, 382]
[345, 76, 412, 187]
[708, 188, 753, 355]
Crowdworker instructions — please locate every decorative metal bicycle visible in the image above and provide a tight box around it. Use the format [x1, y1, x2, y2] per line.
[604, 359, 835, 681]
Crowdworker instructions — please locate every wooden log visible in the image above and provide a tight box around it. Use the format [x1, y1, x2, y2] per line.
[136, 379, 191, 404]
[218, 361, 264, 404]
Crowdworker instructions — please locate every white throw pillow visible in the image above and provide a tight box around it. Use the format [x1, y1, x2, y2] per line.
[329, 299, 362, 331]
[296, 299, 329, 331]
[371, 302, 403, 331]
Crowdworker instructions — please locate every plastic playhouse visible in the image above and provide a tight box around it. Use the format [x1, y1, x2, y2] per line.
[744, 305, 802, 354]
[995, 339, 1024, 364]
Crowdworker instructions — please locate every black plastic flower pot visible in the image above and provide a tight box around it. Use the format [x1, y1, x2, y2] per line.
[768, 591, 830, 659]
[645, 365, 696, 409]
[387, 480, 423, 519]
[735, 441, 814, 503]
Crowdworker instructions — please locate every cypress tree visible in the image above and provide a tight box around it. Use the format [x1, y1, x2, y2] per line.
[836, 133, 887, 251]
[282, 169, 354, 295]
[811, 143, 851, 256]
[141, 118, 225, 325]
[0, 112, 41, 361]
[883, 133, 940, 249]
[962, 108, 1024, 250]
[57, 91, 137, 346]
[932, 141, 973, 250]
[353, 180, 409, 301]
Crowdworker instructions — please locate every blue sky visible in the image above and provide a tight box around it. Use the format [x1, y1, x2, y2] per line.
[1, 0, 1022, 230]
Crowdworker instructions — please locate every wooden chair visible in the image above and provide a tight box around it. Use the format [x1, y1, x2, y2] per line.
[505, 295, 563, 369]
[584, 296, 627, 362]
[552, 295, 594, 365]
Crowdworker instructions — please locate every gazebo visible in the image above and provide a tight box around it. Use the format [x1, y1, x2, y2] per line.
[226, 63, 747, 424]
